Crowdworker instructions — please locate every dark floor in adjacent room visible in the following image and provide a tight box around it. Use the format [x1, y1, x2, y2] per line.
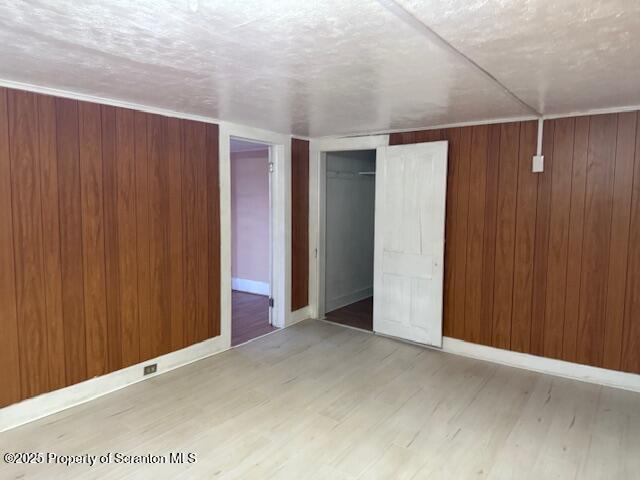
[232, 290, 277, 346]
[325, 297, 373, 331]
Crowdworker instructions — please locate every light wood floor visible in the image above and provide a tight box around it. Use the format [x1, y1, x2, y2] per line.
[2, 320, 639, 479]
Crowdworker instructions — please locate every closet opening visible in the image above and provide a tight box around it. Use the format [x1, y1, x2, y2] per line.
[323, 149, 376, 331]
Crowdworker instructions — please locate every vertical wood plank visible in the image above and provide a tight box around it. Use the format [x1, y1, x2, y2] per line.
[101, 105, 122, 372]
[195, 122, 210, 343]
[291, 138, 310, 311]
[37, 94, 66, 390]
[135, 111, 151, 361]
[463, 125, 488, 343]
[562, 117, 590, 362]
[182, 120, 198, 347]
[415, 129, 442, 143]
[0, 87, 22, 407]
[389, 131, 415, 145]
[576, 114, 618, 367]
[621, 114, 640, 374]
[491, 122, 520, 349]
[541, 118, 575, 358]
[79, 101, 109, 378]
[530, 121, 555, 356]
[116, 108, 140, 367]
[146, 114, 172, 357]
[167, 118, 184, 350]
[511, 121, 538, 353]
[442, 128, 461, 338]
[182, 120, 209, 345]
[56, 97, 87, 385]
[451, 127, 472, 339]
[479, 124, 501, 346]
[9, 90, 50, 398]
[602, 112, 637, 370]
[206, 123, 221, 337]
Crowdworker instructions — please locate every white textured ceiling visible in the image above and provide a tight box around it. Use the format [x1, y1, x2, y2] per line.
[0, 0, 638, 137]
[398, 0, 640, 116]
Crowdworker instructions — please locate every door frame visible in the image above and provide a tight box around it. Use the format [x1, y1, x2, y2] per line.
[229, 136, 276, 325]
[220, 123, 290, 349]
[309, 134, 389, 320]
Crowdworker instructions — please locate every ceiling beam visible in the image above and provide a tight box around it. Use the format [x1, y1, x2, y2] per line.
[376, 0, 541, 118]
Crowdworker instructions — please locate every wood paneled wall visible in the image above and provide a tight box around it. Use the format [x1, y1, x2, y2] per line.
[0, 87, 220, 408]
[390, 112, 640, 375]
[291, 138, 309, 311]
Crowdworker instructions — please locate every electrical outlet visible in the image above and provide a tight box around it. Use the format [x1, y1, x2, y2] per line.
[532, 155, 544, 173]
[143, 364, 157, 375]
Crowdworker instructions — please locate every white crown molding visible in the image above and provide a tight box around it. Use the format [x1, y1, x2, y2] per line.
[541, 104, 640, 120]
[0, 78, 224, 125]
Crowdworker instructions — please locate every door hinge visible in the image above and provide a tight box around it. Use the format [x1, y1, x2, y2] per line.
[269, 297, 274, 308]
[268, 162, 274, 173]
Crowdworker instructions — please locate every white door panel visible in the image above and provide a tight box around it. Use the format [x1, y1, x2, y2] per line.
[373, 141, 448, 347]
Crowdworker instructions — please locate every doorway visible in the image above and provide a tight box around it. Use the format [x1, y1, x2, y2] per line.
[230, 137, 277, 345]
[323, 150, 376, 331]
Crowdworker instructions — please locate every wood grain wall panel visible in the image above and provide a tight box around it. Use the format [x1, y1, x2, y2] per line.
[37, 95, 66, 390]
[115, 108, 140, 367]
[562, 117, 590, 362]
[79, 102, 109, 378]
[451, 127, 472, 339]
[56, 97, 88, 385]
[389, 131, 415, 145]
[602, 112, 637, 370]
[0, 86, 220, 408]
[101, 105, 122, 372]
[134, 111, 152, 362]
[542, 118, 575, 359]
[463, 125, 489, 343]
[8, 90, 50, 398]
[194, 123, 211, 343]
[182, 120, 206, 344]
[529, 120, 555, 356]
[511, 121, 538, 353]
[441, 128, 461, 338]
[167, 117, 185, 351]
[621, 119, 640, 373]
[576, 114, 618, 367]
[56, 98, 87, 384]
[147, 114, 172, 357]
[206, 123, 221, 337]
[491, 123, 520, 349]
[478, 124, 501, 346]
[391, 112, 640, 374]
[0, 88, 22, 407]
[415, 129, 443, 143]
[291, 138, 310, 311]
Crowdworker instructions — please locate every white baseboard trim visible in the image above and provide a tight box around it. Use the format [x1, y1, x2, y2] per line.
[326, 287, 373, 313]
[442, 336, 640, 393]
[0, 335, 228, 433]
[232, 277, 270, 296]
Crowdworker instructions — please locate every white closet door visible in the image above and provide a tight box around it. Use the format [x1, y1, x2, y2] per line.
[373, 141, 448, 347]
